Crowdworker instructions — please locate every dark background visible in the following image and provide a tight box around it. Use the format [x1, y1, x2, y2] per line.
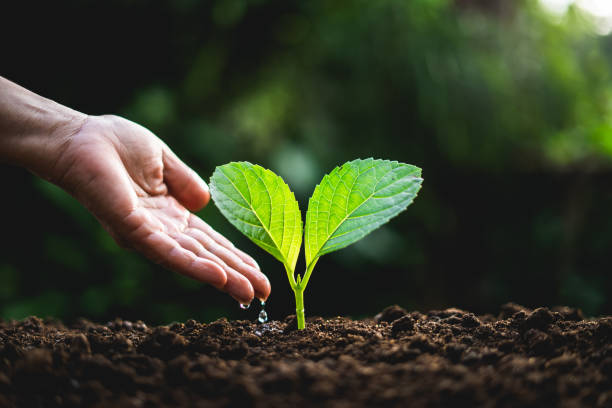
[2, 0, 612, 324]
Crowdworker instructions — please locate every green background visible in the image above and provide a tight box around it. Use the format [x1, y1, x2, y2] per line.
[2, 0, 612, 324]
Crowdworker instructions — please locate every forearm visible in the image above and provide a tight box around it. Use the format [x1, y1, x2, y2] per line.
[0, 76, 87, 179]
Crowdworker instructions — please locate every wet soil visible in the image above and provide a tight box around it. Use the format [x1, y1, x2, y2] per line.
[0, 303, 611, 407]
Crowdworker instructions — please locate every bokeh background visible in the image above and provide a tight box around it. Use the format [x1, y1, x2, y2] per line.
[2, 0, 612, 324]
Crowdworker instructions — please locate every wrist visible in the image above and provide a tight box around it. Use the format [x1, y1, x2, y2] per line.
[38, 108, 89, 182]
[0, 76, 88, 179]
[16, 104, 88, 181]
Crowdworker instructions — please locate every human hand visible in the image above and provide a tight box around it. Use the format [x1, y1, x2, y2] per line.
[48, 115, 270, 304]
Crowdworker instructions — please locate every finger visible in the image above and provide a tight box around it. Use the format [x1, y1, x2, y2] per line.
[185, 227, 271, 301]
[139, 231, 227, 288]
[188, 215, 261, 269]
[162, 148, 210, 212]
[174, 234, 255, 304]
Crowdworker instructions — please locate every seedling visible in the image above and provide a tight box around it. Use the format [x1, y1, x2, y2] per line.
[209, 158, 423, 329]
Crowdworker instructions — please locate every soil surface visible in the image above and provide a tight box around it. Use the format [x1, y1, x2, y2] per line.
[1, 304, 611, 407]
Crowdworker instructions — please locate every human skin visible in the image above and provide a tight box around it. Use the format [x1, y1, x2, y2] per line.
[0, 76, 270, 305]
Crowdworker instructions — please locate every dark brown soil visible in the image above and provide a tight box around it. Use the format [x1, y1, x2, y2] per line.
[1, 303, 611, 407]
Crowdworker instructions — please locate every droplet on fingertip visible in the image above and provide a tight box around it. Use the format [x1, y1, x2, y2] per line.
[239, 303, 250, 310]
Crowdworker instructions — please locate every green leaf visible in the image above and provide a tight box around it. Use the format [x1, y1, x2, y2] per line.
[209, 162, 303, 272]
[304, 158, 423, 267]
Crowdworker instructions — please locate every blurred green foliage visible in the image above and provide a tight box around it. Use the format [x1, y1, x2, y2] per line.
[2, 0, 612, 323]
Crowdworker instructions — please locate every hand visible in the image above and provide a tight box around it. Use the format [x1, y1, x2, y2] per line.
[49, 115, 270, 304]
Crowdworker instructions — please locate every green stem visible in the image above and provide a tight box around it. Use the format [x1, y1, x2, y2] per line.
[284, 264, 297, 288]
[294, 286, 305, 330]
[300, 258, 318, 289]
[291, 260, 319, 330]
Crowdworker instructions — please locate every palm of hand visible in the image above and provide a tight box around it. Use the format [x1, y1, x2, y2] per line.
[52, 115, 268, 304]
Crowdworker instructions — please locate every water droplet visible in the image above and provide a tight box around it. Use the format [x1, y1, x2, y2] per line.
[257, 299, 268, 323]
[239, 303, 250, 310]
[258, 310, 268, 323]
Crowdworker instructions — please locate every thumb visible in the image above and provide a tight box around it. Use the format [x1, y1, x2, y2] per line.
[162, 148, 210, 212]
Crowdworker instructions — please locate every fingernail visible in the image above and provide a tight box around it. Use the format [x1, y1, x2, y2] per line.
[258, 274, 271, 299]
[192, 170, 209, 193]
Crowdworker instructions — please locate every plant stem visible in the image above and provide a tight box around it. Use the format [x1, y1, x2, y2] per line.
[291, 260, 317, 330]
[293, 286, 305, 330]
[300, 258, 318, 289]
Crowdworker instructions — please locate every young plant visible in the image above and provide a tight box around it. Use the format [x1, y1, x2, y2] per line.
[209, 158, 423, 329]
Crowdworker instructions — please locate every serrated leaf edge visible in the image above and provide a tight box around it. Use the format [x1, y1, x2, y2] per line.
[305, 158, 422, 266]
[211, 161, 303, 272]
